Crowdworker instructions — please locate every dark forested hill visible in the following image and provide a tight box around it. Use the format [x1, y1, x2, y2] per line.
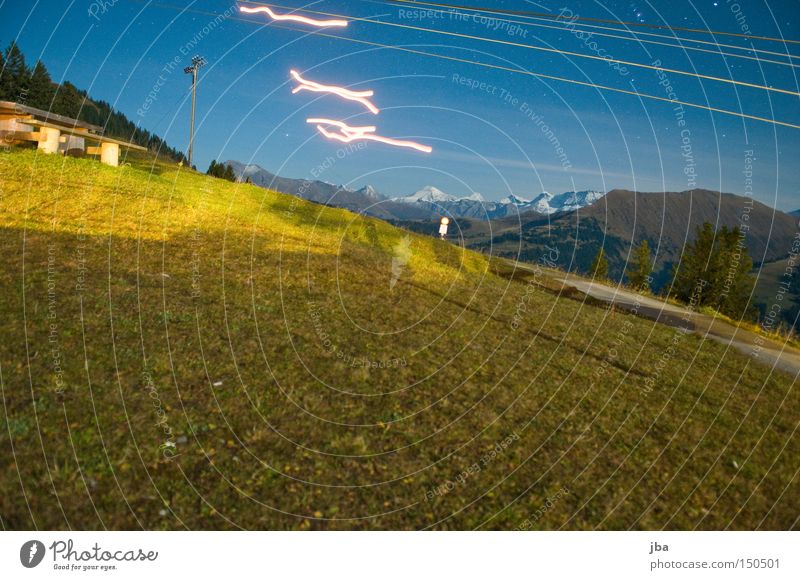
[0, 41, 185, 163]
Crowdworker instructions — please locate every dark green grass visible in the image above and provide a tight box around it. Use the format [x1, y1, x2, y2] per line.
[0, 149, 797, 530]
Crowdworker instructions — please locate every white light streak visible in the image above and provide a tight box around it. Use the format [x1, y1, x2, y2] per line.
[239, 5, 348, 27]
[291, 70, 379, 114]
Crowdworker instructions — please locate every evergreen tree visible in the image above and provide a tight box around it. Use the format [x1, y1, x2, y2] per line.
[52, 81, 84, 118]
[2, 42, 31, 102]
[28, 61, 55, 109]
[627, 240, 653, 291]
[0, 50, 6, 99]
[671, 222, 756, 320]
[206, 161, 236, 181]
[223, 164, 235, 182]
[716, 226, 756, 319]
[590, 247, 609, 280]
[671, 221, 716, 306]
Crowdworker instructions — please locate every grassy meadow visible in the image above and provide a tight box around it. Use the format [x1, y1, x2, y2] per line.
[0, 148, 797, 530]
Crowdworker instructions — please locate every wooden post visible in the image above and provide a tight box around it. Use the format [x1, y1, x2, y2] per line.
[100, 142, 119, 167]
[37, 126, 60, 154]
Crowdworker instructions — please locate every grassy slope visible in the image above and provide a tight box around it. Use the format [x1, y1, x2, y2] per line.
[0, 148, 797, 530]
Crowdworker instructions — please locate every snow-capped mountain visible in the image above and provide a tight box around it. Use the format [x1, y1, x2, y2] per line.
[527, 192, 554, 214]
[518, 190, 605, 215]
[549, 190, 605, 213]
[394, 186, 488, 205]
[499, 194, 531, 205]
[395, 186, 460, 204]
[392, 186, 510, 218]
[392, 186, 606, 218]
[227, 161, 605, 221]
[356, 184, 383, 200]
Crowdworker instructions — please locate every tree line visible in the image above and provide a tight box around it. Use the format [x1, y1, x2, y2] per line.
[206, 160, 237, 182]
[590, 222, 758, 322]
[0, 42, 186, 163]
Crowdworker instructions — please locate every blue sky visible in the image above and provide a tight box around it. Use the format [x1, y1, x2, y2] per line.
[2, 0, 799, 208]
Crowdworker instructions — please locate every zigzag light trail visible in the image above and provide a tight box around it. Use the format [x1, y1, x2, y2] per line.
[138, 1, 800, 130]
[308, 118, 433, 153]
[239, 4, 348, 27]
[306, 118, 377, 133]
[290, 70, 380, 114]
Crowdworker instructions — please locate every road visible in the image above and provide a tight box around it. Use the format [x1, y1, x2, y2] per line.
[516, 263, 800, 376]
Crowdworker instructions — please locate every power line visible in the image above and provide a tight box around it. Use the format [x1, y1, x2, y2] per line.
[386, 0, 800, 46]
[363, 0, 800, 67]
[299, 32, 800, 130]
[140, 1, 800, 130]
[246, 1, 800, 97]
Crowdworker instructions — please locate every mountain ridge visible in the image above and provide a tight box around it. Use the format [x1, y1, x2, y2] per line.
[457, 188, 799, 292]
[227, 160, 605, 220]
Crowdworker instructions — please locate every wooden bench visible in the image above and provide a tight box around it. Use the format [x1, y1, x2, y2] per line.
[0, 101, 147, 166]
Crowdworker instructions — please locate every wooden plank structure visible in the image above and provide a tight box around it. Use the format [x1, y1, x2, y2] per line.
[0, 100, 147, 166]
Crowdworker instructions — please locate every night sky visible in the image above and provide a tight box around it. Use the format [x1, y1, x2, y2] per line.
[2, 0, 798, 208]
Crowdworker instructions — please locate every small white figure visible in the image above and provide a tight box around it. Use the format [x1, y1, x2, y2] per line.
[439, 217, 450, 239]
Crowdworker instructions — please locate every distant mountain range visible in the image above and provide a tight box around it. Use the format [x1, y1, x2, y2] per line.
[389, 186, 605, 219]
[451, 188, 800, 291]
[522, 190, 606, 214]
[227, 161, 605, 220]
[229, 161, 800, 315]
[226, 160, 428, 220]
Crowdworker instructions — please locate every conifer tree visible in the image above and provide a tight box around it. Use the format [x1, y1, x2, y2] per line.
[28, 61, 55, 109]
[2, 42, 31, 101]
[223, 164, 235, 182]
[52, 81, 84, 118]
[590, 247, 609, 280]
[627, 240, 653, 291]
[0, 50, 7, 99]
[671, 222, 756, 320]
[716, 226, 755, 319]
[671, 221, 716, 305]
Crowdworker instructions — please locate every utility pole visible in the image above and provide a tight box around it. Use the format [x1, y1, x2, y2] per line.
[184, 55, 206, 168]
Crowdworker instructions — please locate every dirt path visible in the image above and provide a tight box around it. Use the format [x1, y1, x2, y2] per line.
[516, 262, 800, 376]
